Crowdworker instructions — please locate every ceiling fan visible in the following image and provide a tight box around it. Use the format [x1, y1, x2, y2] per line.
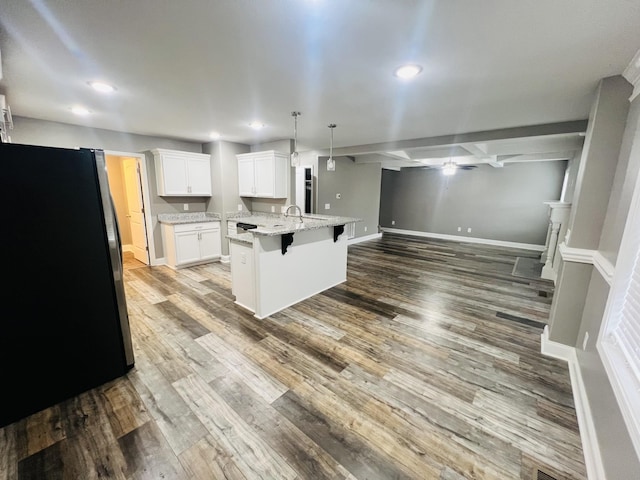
[418, 159, 478, 175]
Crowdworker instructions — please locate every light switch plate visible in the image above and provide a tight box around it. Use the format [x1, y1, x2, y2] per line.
[238, 204, 243, 211]
[325, 203, 330, 210]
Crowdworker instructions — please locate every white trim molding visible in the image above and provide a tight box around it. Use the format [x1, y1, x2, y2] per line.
[348, 232, 382, 245]
[381, 228, 544, 251]
[558, 242, 597, 263]
[541, 326, 608, 479]
[558, 243, 615, 286]
[592, 251, 615, 286]
[623, 48, 640, 102]
[220, 254, 231, 264]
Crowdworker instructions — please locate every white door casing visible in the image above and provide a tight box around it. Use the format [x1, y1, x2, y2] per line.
[123, 158, 149, 264]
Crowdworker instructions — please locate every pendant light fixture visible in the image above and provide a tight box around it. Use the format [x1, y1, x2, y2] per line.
[291, 111, 301, 166]
[327, 123, 336, 171]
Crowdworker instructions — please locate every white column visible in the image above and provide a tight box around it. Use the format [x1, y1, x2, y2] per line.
[541, 222, 561, 280]
[541, 202, 572, 281]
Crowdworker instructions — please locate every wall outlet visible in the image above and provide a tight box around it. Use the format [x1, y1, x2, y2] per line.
[467, 227, 472, 233]
[391, 220, 395, 225]
[325, 203, 330, 210]
[336, 193, 341, 199]
[457, 226, 461, 232]
[238, 204, 243, 211]
[271, 205, 275, 213]
[183, 203, 189, 211]
[364, 226, 368, 232]
[583, 331, 589, 350]
[281, 206, 286, 213]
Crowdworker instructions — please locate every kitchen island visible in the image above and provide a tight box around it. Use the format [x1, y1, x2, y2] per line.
[226, 213, 360, 319]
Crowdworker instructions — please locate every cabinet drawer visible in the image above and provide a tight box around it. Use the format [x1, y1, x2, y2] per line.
[173, 221, 220, 234]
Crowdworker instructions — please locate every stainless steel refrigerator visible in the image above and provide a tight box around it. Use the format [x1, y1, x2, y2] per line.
[0, 142, 135, 428]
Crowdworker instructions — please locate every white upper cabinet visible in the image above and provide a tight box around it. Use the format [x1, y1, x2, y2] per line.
[152, 148, 212, 196]
[236, 150, 289, 198]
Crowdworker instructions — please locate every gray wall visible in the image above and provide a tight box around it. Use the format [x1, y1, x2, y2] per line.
[317, 156, 382, 238]
[11, 116, 206, 261]
[549, 77, 632, 345]
[567, 76, 632, 250]
[549, 75, 640, 476]
[10, 116, 202, 153]
[574, 88, 640, 477]
[203, 140, 250, 256]
[379, 161, 567, 245]
[598, 98, 640, 264]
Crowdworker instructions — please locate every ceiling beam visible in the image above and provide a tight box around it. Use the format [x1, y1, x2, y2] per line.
[328, 120, 588, 157]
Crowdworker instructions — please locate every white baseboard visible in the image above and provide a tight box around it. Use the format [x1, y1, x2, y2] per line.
[348, 232, 382, 245]
[381, 228, 545, 251]
[541, 326, 607, 479]
[220, 255, 231, 264]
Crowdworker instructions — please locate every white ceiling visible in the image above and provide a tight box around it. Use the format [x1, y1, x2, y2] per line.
[1, 0, 639, 166]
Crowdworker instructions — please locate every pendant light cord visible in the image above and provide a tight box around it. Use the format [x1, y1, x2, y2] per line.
[291, 111, 301, 154]
[328, 123, 336, 160]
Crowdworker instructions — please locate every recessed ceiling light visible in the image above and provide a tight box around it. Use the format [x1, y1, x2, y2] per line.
[88, 81, 116, 93]
[249, 121, 265, 130]
[394, 64, 422, 79]
[209, 131, 221, 139]
[71, 105, 91, 116]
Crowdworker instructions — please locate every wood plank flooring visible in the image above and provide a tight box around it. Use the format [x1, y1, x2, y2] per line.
[0, 234, 586, 479]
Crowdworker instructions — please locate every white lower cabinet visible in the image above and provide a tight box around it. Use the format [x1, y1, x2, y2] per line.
[229, 239, 255, 312]
[162, 221, 221, 268]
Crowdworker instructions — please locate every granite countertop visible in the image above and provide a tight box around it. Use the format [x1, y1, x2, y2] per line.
[157, 212, 221, 225]
[227, 213, 361, 237]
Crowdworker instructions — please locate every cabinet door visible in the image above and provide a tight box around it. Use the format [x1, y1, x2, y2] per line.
[174, 231, 202, 265]
[199, 227, 221, 261]
[187, 158, 212, 196]
[160, 155, 189, 195]
[238, 157, 256, 197]
[253, 154, 275, 197]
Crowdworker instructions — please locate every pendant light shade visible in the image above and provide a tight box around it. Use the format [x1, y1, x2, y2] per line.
[327, 123, 336, 171]
[291, 111, 301, 166]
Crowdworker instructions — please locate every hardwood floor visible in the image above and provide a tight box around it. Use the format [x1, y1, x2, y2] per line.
[0, 233, 586, 479]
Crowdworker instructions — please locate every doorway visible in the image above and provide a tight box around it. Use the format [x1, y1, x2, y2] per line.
[105, 151, 153, 267]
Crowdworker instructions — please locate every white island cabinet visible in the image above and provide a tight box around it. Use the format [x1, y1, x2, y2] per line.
[158, 213, 221, 269]
[152, 148, 212, 196]
[227, 214, 360, 319]
[236, 150, 289, 198]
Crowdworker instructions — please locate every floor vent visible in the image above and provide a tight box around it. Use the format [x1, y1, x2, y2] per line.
[537, 470, 558, 480]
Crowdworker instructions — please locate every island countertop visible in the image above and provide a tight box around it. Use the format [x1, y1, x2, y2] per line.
[227, 213, 361, 237]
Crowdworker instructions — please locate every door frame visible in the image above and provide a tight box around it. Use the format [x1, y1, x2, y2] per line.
[105, 150, 158, 266]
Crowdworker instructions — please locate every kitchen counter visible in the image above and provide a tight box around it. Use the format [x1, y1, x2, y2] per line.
[226, 213, 360, 237]
[157, 212, 221, 224]
[227, 212, 360, 319]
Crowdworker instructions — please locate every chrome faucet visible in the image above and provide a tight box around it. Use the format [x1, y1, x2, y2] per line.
[284, 204, 303, 222]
